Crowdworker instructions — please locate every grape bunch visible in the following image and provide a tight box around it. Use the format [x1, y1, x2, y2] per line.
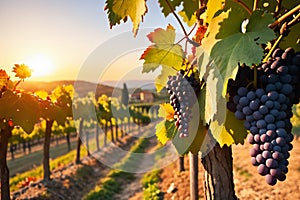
[227, 47, 300, 185]
[166, 69, 200, 138]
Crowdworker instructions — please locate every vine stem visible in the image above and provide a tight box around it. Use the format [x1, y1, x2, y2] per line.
[164, 0, 188, 36]
[232, 0, 252, 15]
[165, 0, 200, 47]
[288, 12, 300, 27]
[269, 4, 300, 29]
[176, 23, 197, 45]
[274, 0, 282, 16]
[263, 34, 283, 63]
[13, 80, 22, 91]
[253, 67, 257, 88]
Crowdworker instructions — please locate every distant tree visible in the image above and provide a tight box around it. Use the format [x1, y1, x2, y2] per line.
[121, 83, 129, 106]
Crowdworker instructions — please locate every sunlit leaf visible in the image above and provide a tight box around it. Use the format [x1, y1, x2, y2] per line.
[178, 10, 197, 27]
[155, 120, 177, 145]
[158, 0, 182, 17]
[209, 109, 248, 147]
[0, 69, 9, 88]
[141, 24, 185, 92]
[210, 11, 275, 97]
[158, 103, 174, 120]
[0, 91, 40, 133]
[35, 90, 49, 100]
[158, 0, 198, 20]
[12, 64, 31, 79]
[105, 0, 147, 36]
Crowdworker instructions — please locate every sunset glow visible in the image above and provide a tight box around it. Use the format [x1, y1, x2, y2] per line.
[24, 54, 55, 78]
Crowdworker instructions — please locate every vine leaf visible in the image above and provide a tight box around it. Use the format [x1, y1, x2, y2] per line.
[156, 104, 177, 145]
[12, 64, 31, 80]
[279, 23, 300, 51]
[216, 0, 251, 39]
[141, 24, 185, 92]
[0, 69, 9, 88]
[209, 109, 248, 147]
[158, 103, 174, 121]
[0, 91, 40, 133]
[156, 120, 177, 145]
[178, 10, 196, 27]
[158, 0, 182, 17]
[105, 0, 147, 36]
[182, 0, 199, 20]
[210, 11, 275, 97]
[158, 0, 198, 20]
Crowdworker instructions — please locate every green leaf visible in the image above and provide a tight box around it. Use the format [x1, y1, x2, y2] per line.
[209, 108, 248, 147]
[158, 0, 182, 17]
[279, 23, 300, 51]
[216, 0, 251, 39]
[141, 24, 185, 92]
[105, 0, 147, 36]
[257, 0, 278, 12]
[188, 121, 210, 155]
[158, 0, 198, 20]
[182, 0, 199, 20]
[282, 1, 300, 9]
[210, 11, 275, 96]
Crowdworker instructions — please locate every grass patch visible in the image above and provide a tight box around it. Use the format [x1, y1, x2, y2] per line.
[10, 148, 86, 192]
[84, 171, 134, 200]
[235, 166, 252, 180]
[84, 132, 151, 200]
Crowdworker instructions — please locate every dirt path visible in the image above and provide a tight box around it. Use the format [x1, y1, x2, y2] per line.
[113, 129, 160, 200]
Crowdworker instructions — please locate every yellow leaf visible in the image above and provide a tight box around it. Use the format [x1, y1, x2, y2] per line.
[12, 64, 32, 79]
[110, 0, 147, 36]
[158, 103, 174, 121]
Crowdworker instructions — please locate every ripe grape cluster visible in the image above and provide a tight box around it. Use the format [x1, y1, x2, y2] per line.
[166, 69, 200, 138]
[227, 47, 300, 185]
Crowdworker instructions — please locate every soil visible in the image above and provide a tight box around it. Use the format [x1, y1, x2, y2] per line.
[158, 138, 300, 200]
[11, 137, 300, 200]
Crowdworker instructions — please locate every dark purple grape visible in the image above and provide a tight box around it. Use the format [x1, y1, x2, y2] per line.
[272, 152, 283, 161]
[266, 158, 278, 168]
[265, 174, 277, 185]
[270, 168, 281, 178]
[257, 164, 269, 175]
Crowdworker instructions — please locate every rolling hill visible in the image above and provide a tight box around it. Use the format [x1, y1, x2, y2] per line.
[18, 80, 121, 98]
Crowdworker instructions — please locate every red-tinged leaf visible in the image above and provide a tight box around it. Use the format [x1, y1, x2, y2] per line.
[146, 24, 175, 44]
[141, 25, 185, 91]
[0, 69, 10, 88]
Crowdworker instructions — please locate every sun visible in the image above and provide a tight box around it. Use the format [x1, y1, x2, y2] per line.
[24, 54, 54, 78]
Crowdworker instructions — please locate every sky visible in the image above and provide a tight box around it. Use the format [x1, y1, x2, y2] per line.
[0, 0, 187, 83]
